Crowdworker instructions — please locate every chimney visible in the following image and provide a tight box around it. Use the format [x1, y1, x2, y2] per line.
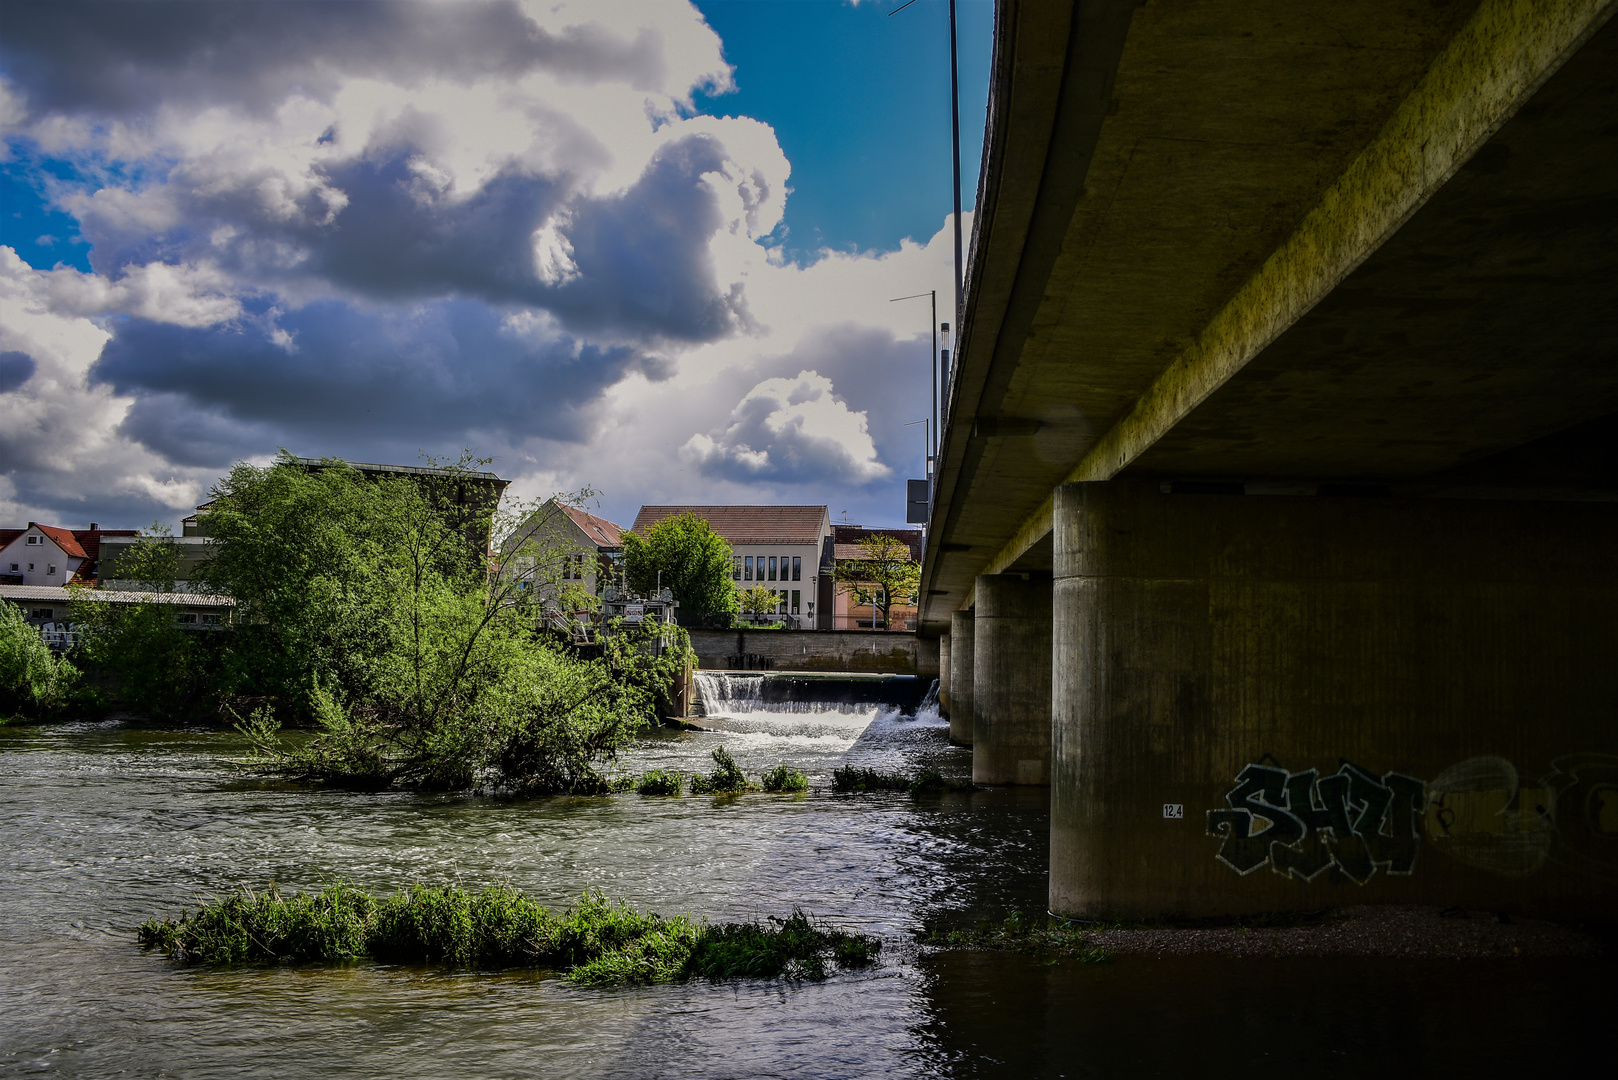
[89, 522, 99, 531]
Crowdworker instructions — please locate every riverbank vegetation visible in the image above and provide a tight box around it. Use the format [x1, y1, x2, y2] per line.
[0, 601, 80, 722]
[138, 883, 879, 983]
[40, 454, 693, 795]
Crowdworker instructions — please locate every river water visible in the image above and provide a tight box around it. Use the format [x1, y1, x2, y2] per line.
[1, 676, 1608, 1077]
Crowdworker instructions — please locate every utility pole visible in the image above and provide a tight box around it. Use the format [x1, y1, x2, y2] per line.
[949, 0, 963, 331]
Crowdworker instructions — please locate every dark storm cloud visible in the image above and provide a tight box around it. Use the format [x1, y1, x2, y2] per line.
[75, 133, 749, 344]
[90, 298, 656, 469]
[0, 1, 671, 118]
[0, 351, 36, 393]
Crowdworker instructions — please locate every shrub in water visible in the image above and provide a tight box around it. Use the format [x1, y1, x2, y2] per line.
[761, 764, 808, 793]
[831, 766, 910, 793]
[689, 746, 754, 794]
[138, 883, 879, 984]
[635, 769, 683, 796]
[832, 765, 973, 795]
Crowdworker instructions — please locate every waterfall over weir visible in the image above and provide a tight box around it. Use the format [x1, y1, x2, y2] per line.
[690, 671, 942, 753]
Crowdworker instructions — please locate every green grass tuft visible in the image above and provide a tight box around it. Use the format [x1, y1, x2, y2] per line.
[139, 883, 880, 984]
[760, 764, 808, 793]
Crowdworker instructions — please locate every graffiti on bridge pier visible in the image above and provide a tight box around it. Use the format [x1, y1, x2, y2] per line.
[1206, 754, 1618, 882]
[1207, 762, 1425, 882]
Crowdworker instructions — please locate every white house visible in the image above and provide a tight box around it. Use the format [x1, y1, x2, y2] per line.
[0, 523, 136, 588]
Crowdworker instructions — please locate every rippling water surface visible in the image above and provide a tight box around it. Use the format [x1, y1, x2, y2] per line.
[1, 685, 1608, 1078]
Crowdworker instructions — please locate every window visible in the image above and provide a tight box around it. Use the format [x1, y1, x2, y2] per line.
[777, 590, 787, 614]
[202, 613, 223, 625]
[791, 590, 800, 614]
[47, 565, 56, 576]
[8, 564, 16, 571]
[30, 608, 52, 620]
[26, 535, 37, 545]
[792, 556, 802, 581]
[744, 556, 753, 581]
[733, 556, 741, 581]
[27, 563, 34, 572]
[768, 556, 777, 581]
[176, 612, 198, 624]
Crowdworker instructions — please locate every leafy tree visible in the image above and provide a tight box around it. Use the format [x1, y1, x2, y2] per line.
[737, 583, 781, 620]
[621, 513, 738, 620]
[833, 534, 920, 631]
[204, 453, 687, 792]
[0, 600, 79, 720]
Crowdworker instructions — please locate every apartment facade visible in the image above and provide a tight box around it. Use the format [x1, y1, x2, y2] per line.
[630, 505, 833, 629]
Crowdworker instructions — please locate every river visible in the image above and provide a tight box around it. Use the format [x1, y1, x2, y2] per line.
[1, 675, 1607, 1077]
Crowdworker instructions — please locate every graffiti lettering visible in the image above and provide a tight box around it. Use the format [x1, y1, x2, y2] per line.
[1207, 762, 1425, 882]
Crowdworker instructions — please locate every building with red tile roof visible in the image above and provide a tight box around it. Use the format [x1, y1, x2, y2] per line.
[0, 523, 140, 587]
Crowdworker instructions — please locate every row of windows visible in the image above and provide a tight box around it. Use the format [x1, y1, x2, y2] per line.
[9, 562, 54, 575]
[733, 555, 802, 582]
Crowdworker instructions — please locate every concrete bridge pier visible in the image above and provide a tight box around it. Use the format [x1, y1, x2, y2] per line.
[1049, 480, 1618, 921]
[948, 610, 974, 746]
[972, 574, 1053, 785]
[938, 633, 952, 718]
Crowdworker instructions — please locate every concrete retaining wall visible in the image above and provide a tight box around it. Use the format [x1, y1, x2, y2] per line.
[689, 629, 939, 676]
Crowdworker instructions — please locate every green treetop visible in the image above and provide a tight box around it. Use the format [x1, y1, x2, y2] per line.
[621, 513, 739, 620]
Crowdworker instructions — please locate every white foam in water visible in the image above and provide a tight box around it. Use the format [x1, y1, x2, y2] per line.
[691, 672, 946, 754]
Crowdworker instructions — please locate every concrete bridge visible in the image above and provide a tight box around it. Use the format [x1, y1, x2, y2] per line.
[926, 0, 1618, 920]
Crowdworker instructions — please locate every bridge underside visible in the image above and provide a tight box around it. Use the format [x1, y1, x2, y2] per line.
[924, 0, 1618, 623]
[926, 0, 1618, 919]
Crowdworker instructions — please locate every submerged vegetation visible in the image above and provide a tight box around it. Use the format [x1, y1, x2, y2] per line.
[688, 746, 756, 794]
[923, 911, 1108, 964]
[832, 765, 974, 795]
[138, 883, 879, 984]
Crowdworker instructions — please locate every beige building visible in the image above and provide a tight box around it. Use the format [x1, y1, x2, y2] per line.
[630, 505, 832, 629]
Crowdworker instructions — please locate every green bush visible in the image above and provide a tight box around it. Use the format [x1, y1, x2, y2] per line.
[689, 746, 755, 794]
[138, 883, 880, 984]
[0, 601, 79, 721]
[761, 763, 808, 793]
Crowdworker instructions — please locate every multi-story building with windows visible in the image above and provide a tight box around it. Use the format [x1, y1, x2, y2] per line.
[630, 505, 832, 629]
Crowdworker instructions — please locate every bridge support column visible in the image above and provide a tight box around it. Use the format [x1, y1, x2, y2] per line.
[1050, 480, 1618, 922]
[938, 634, 952, 718]
[973, 575, 1053, 785]
[948, 611, 974, 746]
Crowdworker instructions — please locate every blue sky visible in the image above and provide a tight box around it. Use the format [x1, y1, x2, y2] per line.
[0, 0, 993, 532]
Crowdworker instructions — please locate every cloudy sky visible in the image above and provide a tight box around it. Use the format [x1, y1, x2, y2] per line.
[0, 0, 991, 531]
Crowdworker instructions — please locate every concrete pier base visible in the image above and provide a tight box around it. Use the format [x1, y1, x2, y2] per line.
[949, 610, 975, 747]
[1050, 481, 1618, 922]
[973, 574, 1053, 785]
